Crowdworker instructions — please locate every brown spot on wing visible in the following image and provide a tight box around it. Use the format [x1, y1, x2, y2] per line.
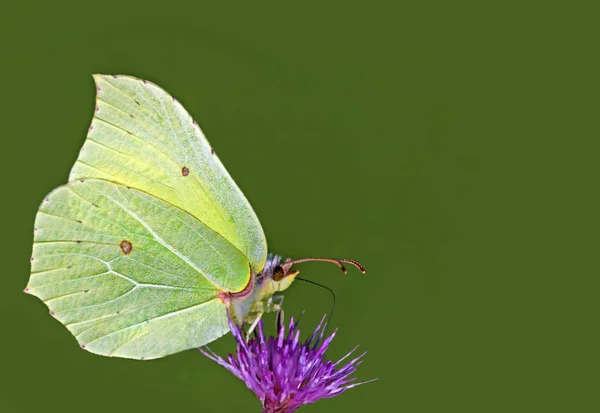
[181, 166, 189, 176]
[120, 240, 133, 255]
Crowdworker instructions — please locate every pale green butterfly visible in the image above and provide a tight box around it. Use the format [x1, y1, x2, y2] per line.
[25, 75, 364, 360]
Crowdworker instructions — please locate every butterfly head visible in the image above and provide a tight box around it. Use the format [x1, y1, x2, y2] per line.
[254, 254, 300, 297]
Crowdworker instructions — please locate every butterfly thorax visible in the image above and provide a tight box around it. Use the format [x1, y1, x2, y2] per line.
[229, 254, 298, 325]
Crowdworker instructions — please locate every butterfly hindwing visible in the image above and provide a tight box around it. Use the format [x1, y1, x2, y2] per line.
[27, 179, 250, 359]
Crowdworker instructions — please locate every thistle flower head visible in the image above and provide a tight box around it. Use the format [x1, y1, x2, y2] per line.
[200, 313, 375, 412]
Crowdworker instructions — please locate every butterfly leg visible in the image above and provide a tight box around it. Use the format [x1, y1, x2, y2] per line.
[245, 312, 263, 342]
[269, 294, 285, 328]
[244, 295, 286, 341]
[268, 294, 285, 311]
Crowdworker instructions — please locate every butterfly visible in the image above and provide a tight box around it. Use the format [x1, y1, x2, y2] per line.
[25, 75, 364, 360]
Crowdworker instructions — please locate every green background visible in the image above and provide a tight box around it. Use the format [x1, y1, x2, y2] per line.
[2, 1, 598, 412]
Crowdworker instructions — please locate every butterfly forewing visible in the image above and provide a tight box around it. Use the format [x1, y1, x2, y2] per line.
[69, 75, 267, 273]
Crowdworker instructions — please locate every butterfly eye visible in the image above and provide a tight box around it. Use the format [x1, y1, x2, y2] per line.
[273, 266, 285, 281]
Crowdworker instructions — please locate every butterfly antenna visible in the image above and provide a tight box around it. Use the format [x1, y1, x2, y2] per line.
[295, 277, 336, 337]
[282, 258, 365, 275]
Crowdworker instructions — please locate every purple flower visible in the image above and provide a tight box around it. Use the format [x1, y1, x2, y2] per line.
[200, 313, 375, 413]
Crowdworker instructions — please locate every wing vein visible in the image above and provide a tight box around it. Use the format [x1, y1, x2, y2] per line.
[84, 298, 218, 346]
[89, 187, 221, 289]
